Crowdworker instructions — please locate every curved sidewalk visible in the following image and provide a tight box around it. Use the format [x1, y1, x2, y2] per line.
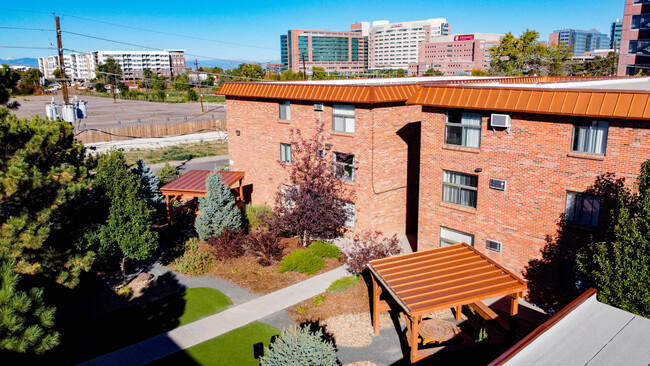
[80, 266, 349, 366]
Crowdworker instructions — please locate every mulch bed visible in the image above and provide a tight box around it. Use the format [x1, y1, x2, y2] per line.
[207, 237, 345, 295]
[287, 280, 371, 323]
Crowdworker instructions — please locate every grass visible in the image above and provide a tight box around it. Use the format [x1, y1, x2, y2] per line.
[81, 90, 226, 103]
[245, 204, 272, 230]
[123, 139, 228, 165]
[326, 275, 360, 294]
[151, 321, 279, 366]
[72, 287, 231, 360]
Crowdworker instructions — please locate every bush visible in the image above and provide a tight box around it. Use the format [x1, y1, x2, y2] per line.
[326, 275, 360, 294]
[117, 285, 133, 298]
[260, 326, 338, 366]
[245, 204, 273, 230]
[246, 230, 285, 266]
[186, 89, 199, 102]
[279, 250, 324, 275]
[94, 82, 106, 93]
[345, 230, 403, 275]
[207, 230, 247, 260]
[157, 163, 180, 185]
[172, 238, 216, 276]
[308, 241, 341, 259]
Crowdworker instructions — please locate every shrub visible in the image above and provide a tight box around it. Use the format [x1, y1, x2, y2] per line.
[312, 294, 326, 306]
[171, 238, 216, 276]
[206, 230, 246, 260]
[186, 89, 199, 102]
[260, 326, 338, 366]
[326, 275, 360, 294]
[157, 163, 180, 185]
[246, 230, 285, 266]
[345, 230, 403, 275]
[279, 250, 324, 275]
[308, 241, 341, 259]
[195, 172, 241, 240]
[245, 204, 273, 230]
[117, 285, 133, 298]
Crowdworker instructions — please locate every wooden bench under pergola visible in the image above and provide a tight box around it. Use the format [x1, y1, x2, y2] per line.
[160, 170, 245, 222]
[368, 243, 527, 363]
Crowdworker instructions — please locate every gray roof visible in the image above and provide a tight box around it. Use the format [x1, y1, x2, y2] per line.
[501, 294, 650, 366]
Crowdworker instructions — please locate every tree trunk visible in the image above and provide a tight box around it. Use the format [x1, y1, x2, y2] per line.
[120, 256, 127, 285]
[302, 229, 309, 247]
[112, 82, 117, 103]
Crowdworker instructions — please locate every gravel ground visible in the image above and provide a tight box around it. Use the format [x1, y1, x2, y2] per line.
[85, 131, 227, 154]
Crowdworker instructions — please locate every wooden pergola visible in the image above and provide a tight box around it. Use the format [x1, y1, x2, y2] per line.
[368, 243, 527, 363]
[160, 170, 245, 221]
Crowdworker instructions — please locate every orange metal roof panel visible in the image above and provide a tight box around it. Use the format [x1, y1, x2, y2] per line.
[369, 243, 527, 316]
[406, 85, 650, 120]
[160, 170, 244, 195]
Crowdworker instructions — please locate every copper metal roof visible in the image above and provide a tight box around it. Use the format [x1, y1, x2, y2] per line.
[407, 85, 650, 120]
[368, 243, 527, 316]
[160, 170, 245, 195]
[217, 82, 422, 104]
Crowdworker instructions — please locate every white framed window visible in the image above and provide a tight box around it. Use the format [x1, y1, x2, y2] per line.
[440, 227, 474, 247]
[565, 191, 600, 227]
[442, 170, 478, 208]
[280, 143, 291, 163]
[333, 152, 355, 182]
[344, 202, 355, 228]
[333, 104, 355, 133]
[445, 111, 482, 148]
[571, 120, 608, 155]
[279, 101, 290, 121]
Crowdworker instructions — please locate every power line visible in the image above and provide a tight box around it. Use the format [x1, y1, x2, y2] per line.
[0, 26, 55, 32]
[0, 45, 57, 50]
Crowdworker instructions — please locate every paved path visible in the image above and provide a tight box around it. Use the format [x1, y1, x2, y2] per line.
[81, 266, 348, 366]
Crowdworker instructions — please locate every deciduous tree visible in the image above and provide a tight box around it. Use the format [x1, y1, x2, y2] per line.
[96, 57, 122, 103]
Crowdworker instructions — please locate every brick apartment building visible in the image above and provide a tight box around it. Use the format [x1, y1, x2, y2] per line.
[618, 0, 650, 75]
[218, 76, 650, 274]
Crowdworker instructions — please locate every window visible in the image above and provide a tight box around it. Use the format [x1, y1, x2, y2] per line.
[333, 152, 355, 181]
[440, 227, 474, 247]
[280, 143, 291, 163]
[333, 104, 355, 133]
[442, 170, 478, 208]
[565, 191, 600, 227]
[344, 202, 355, 228]
[445, 111, 482, 148]
[571, 120, 608, 155]
[279, 101, 290, 121]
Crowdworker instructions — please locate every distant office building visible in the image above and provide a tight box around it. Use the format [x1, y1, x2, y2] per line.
[611, 18, 623, 49]
[549, 29, 610, 54]
[280, 25, 368, 75]
[266, 63, 285, 75]
[619, 0, 650, 75]
[408, 33, 502, 76]
[38, 50, 186, 82]
[369, 18, 449, 70]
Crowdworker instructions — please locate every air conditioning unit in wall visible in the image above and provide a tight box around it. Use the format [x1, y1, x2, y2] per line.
[314, 103, 324, 111]
[486, 239, 502, 252]
[491, 113, 511, 128]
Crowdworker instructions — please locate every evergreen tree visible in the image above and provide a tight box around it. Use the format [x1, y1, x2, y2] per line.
[576, 159, 650, 318]
[157, 163, 180, 185]
[0, 114, 93, 353]
[195, 172, 241, 240]
[133, 159, 165, 207]
[80, 151, 158, 282]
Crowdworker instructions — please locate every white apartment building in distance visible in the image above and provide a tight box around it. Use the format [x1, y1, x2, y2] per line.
[38, 50, 186, 82]
[369, 18, 449, 70]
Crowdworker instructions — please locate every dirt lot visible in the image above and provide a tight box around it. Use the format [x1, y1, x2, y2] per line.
[10, 93, 225, 129]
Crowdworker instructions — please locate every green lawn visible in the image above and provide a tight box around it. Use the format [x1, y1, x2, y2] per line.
[123, 139, 228, 165]
[151, 321, 279, 366]
[68, 287, 231, 361]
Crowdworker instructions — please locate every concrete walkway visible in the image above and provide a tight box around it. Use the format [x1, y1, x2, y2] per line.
[81, 266, 349, 366]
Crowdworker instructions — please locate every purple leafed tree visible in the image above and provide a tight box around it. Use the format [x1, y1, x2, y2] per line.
[273, 120, 353, 246]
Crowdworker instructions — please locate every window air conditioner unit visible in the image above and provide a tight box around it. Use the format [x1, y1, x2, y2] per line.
[489, 178, 507, 191]
[314, 102, 324, 111]
[491, 113, 511, 128]
[486, 239, 502, 252]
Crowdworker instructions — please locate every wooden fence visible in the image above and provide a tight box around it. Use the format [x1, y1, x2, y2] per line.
[75, 119, 226, 143]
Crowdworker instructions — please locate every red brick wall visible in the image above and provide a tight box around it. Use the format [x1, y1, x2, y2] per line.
[418, 107, 650, 274]
[226, 98, 422, 237]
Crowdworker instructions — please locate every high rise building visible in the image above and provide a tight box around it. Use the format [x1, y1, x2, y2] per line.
[549, 29, 610, 54]
[618, 0, 650, 75]
[280, 25, 368, 75]
[408, 33, 502, 76]
[611, 18, 623, 49]
[38, 50, 186, 82]
[368, 18, 449, 70]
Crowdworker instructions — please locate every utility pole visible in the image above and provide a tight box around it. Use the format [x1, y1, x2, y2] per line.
[195, 59, 204, 113]
[55, 15, 69, 105]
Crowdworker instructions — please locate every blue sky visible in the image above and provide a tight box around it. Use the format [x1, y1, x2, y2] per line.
[0, 0, 623, 63]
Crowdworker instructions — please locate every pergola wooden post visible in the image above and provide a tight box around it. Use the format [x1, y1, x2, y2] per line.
[368, 243, 528, 363]
[160, 170, 246, 223]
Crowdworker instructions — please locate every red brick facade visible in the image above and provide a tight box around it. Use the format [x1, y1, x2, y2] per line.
[226, 98, 421, 239]
[418, 107, 650, 273]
